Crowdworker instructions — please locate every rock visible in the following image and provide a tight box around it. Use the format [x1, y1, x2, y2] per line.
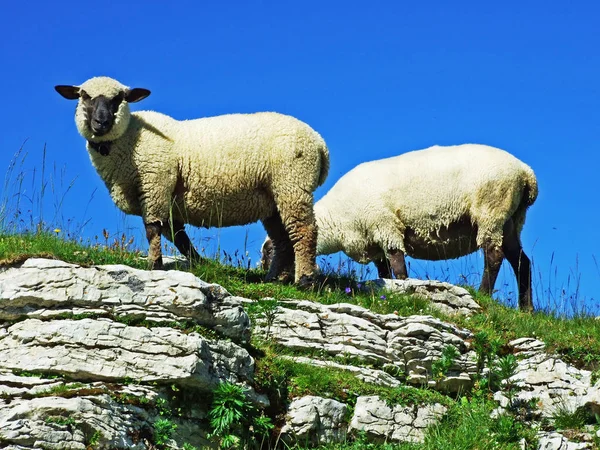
[0, 394, 151, 449]
[0, 318, 253, 389]
[0, 258, 250, 342]
[372, 278, 481, 316]
[280, 396, 348, 445]
[0, 258, 263, 449]
[582, 385, 600, 416]
[348, 395, 447, 443]
[252, 299, 478, 392]
[494, 338, 594, 419]
[537, 431, 592, 449]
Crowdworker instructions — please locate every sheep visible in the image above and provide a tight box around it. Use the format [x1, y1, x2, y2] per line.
[55, 76, 329, 284]
[261, 144, 538, 310]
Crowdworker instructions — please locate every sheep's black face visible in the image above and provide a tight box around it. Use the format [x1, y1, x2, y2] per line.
[82, 92, 124, 136]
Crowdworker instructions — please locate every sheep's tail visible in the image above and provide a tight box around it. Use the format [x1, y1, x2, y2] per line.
[522, 166, 538, 207]
[316, 138, 330, 187]
[512, 166, 538, 236]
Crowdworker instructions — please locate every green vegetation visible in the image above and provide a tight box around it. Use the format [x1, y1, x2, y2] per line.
[207, 382, 274, 449]
[45, 416, 76, 427]
[153, 418, 178, 446]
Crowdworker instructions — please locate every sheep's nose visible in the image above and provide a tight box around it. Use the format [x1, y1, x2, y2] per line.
[93, 118, 109, 129]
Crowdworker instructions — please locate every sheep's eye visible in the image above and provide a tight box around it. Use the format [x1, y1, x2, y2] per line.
[111, 94, 123, 113]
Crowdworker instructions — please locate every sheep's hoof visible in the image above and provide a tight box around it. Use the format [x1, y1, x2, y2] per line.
[296, 274, 316, 290]
[148, 259, 164, 271]
[265, 266, 294, 284]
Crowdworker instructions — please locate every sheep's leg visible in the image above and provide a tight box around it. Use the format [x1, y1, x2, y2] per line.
[374, 258, 393, 279]
[145, 221, 164, 270]
[502, 219, 533, 312]
[277, 194, 317, 285]
[262, 212, 295, 282]
[388, 249, 408, 279]
[161, 220, 203, 266]
[479, 242, 503, 297]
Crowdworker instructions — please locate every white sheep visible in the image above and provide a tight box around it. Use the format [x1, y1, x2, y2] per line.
[262, 144, 538, 310]
[55, 76, 329, 284]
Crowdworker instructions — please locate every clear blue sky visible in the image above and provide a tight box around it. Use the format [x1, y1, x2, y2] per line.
[1, 1, 599, 314]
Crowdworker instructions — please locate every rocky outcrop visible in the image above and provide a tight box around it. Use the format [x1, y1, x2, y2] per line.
[349, 396, 447, 443]
[537, 431, 593, 450]
[251, 299, 478, 392]
[280, 396, 348, 445]
[0, 258, 257, 449]
[0, 258, 249, 341]
[494, 338, 597, 419]
[373, 278, 481, 316]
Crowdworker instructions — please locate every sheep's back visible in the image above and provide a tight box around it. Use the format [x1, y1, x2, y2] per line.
[133, 111, 326, 226]
[320, 143, 534, 239]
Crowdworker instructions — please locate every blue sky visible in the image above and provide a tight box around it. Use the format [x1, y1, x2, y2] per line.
[1, 1, 599, 314]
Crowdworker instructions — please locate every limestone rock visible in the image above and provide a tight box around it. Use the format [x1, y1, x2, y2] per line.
[348, 395, 447, 443]
[252, 299, 477, 392]
[373, 278, 481, 316]
[0, 258, 250, 342]
[537, 431, 592, 449]
[0, 318, 253, 389]
[0, 257, 262, 449]
[281, 396, 348, 445]
[494, 338, 594, 419]
[0, 394, 151, 449]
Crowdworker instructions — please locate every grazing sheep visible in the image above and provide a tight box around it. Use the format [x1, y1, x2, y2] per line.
[55, 76, 329, 283]
[261, 144, 537, 310]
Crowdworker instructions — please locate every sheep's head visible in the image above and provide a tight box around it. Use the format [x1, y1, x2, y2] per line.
[55, 76, 150, 144]
[260, 237, 274, 271]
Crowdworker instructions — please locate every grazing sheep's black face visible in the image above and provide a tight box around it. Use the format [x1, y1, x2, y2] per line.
[81, 91, 125, 136]
[55, 81, 151, 144]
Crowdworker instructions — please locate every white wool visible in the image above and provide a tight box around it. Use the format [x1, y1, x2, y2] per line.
[314, 144, 537, 262]
[79, 76, 129, 98]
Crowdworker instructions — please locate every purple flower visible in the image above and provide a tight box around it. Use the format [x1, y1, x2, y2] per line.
[345, 287, 352, 294]
[357, 283, 362, 289]
[380, 295, 387, 300]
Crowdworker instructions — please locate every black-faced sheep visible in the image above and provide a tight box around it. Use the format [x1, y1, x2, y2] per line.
[261, 144, 537, 310]
[55, 76, 329, 284]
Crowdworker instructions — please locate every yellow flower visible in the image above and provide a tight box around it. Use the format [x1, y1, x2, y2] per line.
[53, 228, 61, 234]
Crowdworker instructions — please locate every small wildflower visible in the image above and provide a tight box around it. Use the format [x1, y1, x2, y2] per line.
[53, 228, 61, 234]
[380, 295, 387, 300]
[357, 283, 362, 289]
[345, 287, 352, 294]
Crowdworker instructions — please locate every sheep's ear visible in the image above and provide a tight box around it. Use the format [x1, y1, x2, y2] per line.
[125, 88, 151, 103]
[55, 85, 80, 100]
